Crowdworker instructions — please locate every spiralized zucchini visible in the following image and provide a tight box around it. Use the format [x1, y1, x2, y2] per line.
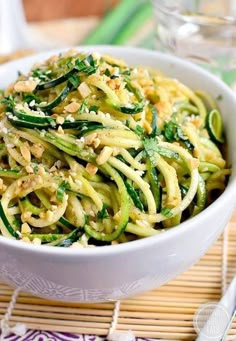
[0, 49, 230, 247]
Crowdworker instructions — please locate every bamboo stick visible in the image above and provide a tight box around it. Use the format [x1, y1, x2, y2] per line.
[139, 291, 220, 299]
[6, 320, 108, 336]
[121, 300, 201, 308]
[118, 311, 199, 319]
[132, 295, 216, 303]
[119, 305, 198, 314]
[0, 216, 235, 341]
[118, 317, 194, 326]
[118, 324, 195, 333]
[164, 280, 221, 288]
[0, 309, 113, 324]
[7, 315, 109, 328]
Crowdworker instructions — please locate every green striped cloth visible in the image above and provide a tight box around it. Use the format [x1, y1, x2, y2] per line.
[81, 0, 236, 86]
[81, 0, 155, 49]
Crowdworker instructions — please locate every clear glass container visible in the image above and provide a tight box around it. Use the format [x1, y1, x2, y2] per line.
[152, 0, 236, 82]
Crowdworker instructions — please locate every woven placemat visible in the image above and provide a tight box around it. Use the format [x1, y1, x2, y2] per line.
[0, 212, 236, 340]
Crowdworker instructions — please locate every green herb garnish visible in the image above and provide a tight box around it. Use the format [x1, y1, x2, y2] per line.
[161, 207, 173, 218]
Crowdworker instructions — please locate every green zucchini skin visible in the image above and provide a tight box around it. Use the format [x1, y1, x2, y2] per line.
[192, 175, 207, 216]
[85, 163, 130, 242]
[38, 83, 74, 112]
[23, 227, 84, 245]
[0, 168, 21, 179]
[206, 109, 224, 144]
[7, 109, 104, 131]
[36, 68, 77, 91]
[146, 160, 161, 212]
[0, 202, 19, 239]
[124, 180, 144, 211]
[35, 54, 97, 91]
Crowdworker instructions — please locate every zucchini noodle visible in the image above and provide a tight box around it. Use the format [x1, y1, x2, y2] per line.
[0, 49, 230, 247]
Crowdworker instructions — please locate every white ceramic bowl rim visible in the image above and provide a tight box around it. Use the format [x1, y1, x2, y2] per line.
[0, 45, 235, 257]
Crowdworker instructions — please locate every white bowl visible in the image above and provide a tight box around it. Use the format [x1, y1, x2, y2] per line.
[0, 46, 235, 302]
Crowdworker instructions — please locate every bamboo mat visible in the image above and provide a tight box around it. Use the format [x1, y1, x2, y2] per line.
[0, 212, 235, 340]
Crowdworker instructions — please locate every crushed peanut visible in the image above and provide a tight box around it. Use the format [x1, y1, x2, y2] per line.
[64, 102, 80, 113]
[20, 143, 31, 163]
[25, 165, 34, 174]
[86, 163, 98, 175]
[113, 210, 121, 221]
[77, 82, 91, 98]
[46, 210, 54, 221]
[30, 143, 45, 158]
[84, 133, 101, 148]
[21, 222, 31, 234]
[56, 116, 65, 125]
[32, 238, 42, 245]
[21, 236, 31, 243]
[70, 242, 84, 249]
[14, 80, 38, 93]
[21, 211, 32, 222]
[96, 146, 113, 165]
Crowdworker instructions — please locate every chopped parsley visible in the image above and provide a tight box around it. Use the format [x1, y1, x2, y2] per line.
[89, 105, 99, 112]
[66, 57, 73, 69]
[97, 203, 109, 220]
[56, 181, 70, 202]
[143, 136, 179, 165]
[135, 125, 145, 137]
[1, 95, 15, 110]
[163, 120, 194, 152]
[75, 55, 97, 75]
[104, 68, 111, 77]
[79, 99, 88, 114]
[161, 207, 173, 218]
[68, 74, 81, 88]
[22, 93, 41, 104]
[32, 68, 51, 82]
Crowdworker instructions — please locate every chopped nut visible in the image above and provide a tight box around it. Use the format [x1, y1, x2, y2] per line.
[189, 158, 199, 169]
[30, 143, 45, 159]
[64, 102, 80, 113]
[21, 236, 31, 243]
[32, 238, 42, 245]
[20, 144, 31, 163]
[107, 78, 121, 90]
[86, 163, 98, 175]
[78, 82, 91, 98]
[37, 166, 46, 176]
[45, 210, 54, 222]
[25, 165, 34, 174]
[56, 116, 65, 125]
[21, 211, 32, 222]
[21, 222, 31, 234]
[70, 242, 84, 249]
[57, 125, 64, 134]
[112, 147, 120, 156]
[83, 133, 100, 148]
[14, 80, 38, 93]
[113, 210, 121, 221]
[84, 133, 97, 145]
[96, 146, 113, 165]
